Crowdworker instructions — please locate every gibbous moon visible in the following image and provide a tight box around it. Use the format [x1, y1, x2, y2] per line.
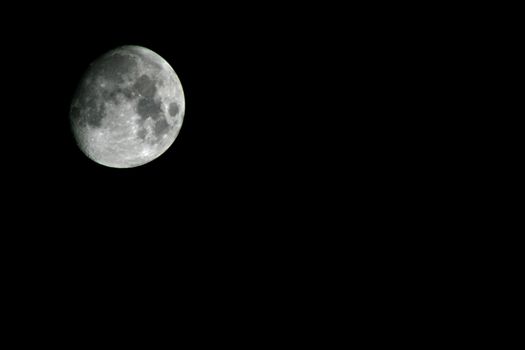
[70, 45, 185, 168]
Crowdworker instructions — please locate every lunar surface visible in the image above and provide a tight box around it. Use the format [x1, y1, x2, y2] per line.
[70, 45, 185, 168]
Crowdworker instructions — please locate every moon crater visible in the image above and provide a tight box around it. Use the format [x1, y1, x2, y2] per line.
[169, 102, 180, 117]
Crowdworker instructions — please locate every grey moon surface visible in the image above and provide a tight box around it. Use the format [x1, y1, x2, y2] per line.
[70, 45, 185, 168]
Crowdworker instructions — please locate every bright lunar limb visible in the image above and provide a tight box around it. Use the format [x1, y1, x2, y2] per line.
[70, 45, 185, 168]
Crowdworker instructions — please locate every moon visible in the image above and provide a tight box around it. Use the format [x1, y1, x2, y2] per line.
[70, 45, 185, 168]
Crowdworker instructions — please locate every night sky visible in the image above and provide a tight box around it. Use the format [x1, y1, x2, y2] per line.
[0, 3, 464, 339]
[3, 4, 345, 248]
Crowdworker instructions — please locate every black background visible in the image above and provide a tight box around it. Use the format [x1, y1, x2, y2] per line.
[0, 4, 452, 262]
[0, 2, 478, 340]
[2, 5, 352, 269]
[0, 4, 354, 333]
[0, 3, 500, 344]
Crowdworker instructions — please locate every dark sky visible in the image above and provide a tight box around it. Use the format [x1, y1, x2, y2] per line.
[0, 6, 358, 316]
[0, 4, 466, 335]
[7, 2, 465, 253]
[2, 5, 351, 243]
[1, 4, 437, 236]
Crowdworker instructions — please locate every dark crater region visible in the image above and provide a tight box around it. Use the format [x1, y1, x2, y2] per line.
[154, 118, 170, 137]
[133, 74, 157, 98]
[137, 98, 163, 121]
[168, 102, 179, 117]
